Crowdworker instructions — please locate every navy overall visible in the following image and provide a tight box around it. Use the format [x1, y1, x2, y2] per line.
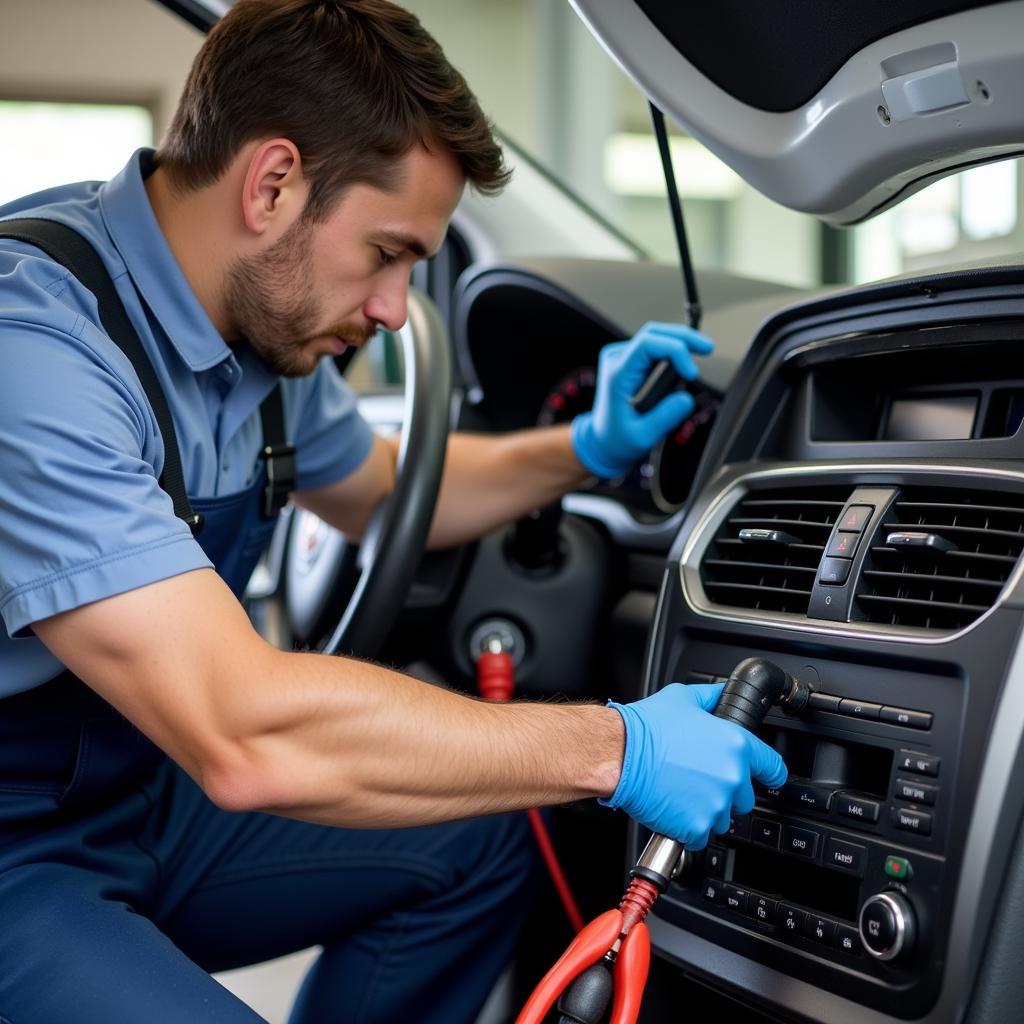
[0, 225, 535, 1024]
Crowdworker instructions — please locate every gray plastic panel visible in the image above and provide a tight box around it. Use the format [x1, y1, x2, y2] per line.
[571, 0, 1024, 223]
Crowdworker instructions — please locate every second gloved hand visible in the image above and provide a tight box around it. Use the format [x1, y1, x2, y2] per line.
[571, 321, 713, 479]
[602, 683, 788, 849]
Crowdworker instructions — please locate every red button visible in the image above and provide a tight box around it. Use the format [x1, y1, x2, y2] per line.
[827, 531, 860, 558]
[840, 505, 873, 532]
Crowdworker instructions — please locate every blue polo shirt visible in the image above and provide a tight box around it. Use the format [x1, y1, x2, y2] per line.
[0, 149, 375, 696]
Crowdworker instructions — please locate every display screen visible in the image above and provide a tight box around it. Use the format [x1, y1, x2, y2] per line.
[884, 394, 978, 441]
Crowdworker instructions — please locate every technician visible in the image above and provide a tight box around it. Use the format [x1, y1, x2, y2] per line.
[0, 2, 787, 1022]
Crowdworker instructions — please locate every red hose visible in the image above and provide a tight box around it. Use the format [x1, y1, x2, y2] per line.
[476, 649, 586, 934]
[526, 807, 586, 933]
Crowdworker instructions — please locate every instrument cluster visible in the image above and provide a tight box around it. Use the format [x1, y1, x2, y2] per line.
[536, 365, 720, 517]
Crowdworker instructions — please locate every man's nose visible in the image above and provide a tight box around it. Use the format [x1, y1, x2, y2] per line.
[365, 277, 408, 332]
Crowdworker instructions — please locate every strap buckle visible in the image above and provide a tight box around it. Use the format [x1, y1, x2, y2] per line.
[261, 442, 297, 518]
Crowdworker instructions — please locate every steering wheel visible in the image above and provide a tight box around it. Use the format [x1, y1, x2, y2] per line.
[284, 288, 451, 659]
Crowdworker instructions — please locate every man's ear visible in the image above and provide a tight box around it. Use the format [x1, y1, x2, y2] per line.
[240, 139, 308, 237]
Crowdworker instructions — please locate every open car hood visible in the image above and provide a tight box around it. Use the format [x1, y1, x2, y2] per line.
[571, 0, 1024, 224]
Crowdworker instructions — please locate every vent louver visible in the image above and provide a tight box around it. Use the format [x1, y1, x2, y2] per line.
[857, 488, 1024, 631]
[700, 488, 849, 615]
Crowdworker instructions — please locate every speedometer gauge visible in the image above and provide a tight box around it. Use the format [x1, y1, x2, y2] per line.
[651, 389, 720, 513]
[536, 366, 597, 426]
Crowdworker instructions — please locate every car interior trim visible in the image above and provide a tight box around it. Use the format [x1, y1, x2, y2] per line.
[678, 463, 1024, 646]
[563, 493, 687, 550]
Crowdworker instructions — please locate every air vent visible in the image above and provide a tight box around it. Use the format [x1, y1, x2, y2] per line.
[700, 487, 849, 615]
[856, 488, 1024, 631]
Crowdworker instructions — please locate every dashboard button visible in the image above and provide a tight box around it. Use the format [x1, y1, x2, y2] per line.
[804, 914, 837, 944]
[784, 781, 834, 813]
[827, 531, 860, 558]
[881, 706, 933, 730]
[818, 557, 852, 585]
[894, 778, 938, 806]
[835, 924, 863, 956]
[782, 824, 820, 859]
[836, 793, 881, 823]
[824, 837, 867, 876]
[839, 505, 873, 532]
[807, 691, 843, 713]
[702, 878, 723, 904]
[893, 806, 933, 836]
[898, 751, 940, 777]
[777, 904, 806, 936]
[751, 817, 781, 850]
[885, 855, 913, 880]
[859, 893, 916, 961]
[722, 884, 749, 914]
[705, 845, 727, 877]
[728, 814, 751, 841]
[839, 698, 882, 721]
[751, 895, 777, 925]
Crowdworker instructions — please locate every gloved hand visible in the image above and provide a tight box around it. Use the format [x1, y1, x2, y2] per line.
[602, 682, 788, 849]
[571, 321, 713, 479]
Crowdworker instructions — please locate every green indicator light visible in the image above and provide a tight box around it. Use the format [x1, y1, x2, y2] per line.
[885, 856, 912, 879]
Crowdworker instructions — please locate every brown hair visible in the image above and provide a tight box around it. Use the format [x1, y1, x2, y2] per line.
[156, 0, 509, 219]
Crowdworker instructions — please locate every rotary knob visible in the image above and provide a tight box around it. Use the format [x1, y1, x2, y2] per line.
[859, 892, 916, 961]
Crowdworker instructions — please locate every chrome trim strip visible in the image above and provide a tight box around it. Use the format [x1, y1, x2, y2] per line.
[680, 463, 1024, 646]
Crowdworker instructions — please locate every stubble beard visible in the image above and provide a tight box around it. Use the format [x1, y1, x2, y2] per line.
[224, 219, 342, 378]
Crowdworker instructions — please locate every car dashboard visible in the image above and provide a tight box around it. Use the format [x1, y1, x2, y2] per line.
[634, 259, 1024, 1024]
[450, 254, 1024, 1023]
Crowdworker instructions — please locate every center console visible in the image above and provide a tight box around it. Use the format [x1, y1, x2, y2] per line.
[636, 271, 1024, 1023]
[659, 640, 961, 1015]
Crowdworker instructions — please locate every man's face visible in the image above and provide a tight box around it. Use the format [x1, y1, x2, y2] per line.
[225, 144, 464, 377]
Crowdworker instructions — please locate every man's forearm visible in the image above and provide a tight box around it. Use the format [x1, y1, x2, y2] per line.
[425, 425, 591, 549]
[36, 568, 625, 831]
[214, 646, 625, 827]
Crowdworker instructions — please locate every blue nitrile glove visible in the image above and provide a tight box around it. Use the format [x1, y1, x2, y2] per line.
[602, 682, 788, 849]
[571, 321, 714, 479]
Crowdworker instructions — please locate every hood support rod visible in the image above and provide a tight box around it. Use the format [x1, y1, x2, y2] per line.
[649, 101, 702, 331]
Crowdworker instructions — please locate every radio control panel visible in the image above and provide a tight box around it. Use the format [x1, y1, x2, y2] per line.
[646, 648, 963, 1018]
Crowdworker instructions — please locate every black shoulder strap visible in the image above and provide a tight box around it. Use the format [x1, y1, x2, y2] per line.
[257, 384, 296, 518]
[0, 217, 202, 533]
[0, 217, 296, 527]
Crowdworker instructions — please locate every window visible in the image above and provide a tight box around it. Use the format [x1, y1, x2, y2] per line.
[851, 158, 1021, 284]
[0, 99, 153, 207]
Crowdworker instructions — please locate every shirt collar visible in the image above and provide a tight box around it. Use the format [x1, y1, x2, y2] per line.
[99, 148, 232, 373]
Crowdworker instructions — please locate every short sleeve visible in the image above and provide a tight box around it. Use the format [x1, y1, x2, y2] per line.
[0, 313, 212, 638]
[290, 357, 376, 491]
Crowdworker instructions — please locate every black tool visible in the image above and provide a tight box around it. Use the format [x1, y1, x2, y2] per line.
[630, 657, 810, 894]
[629, 102, 704, 416]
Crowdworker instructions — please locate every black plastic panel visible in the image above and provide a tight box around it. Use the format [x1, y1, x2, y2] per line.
[641, 565, 1020, 1016]
[640, 269, 1024, 1020]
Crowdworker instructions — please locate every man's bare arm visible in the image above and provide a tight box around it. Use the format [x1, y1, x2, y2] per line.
[294, 426, 589, 550]
[34, 568, 624, 828]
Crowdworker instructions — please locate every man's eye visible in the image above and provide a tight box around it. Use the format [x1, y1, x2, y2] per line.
[377, 247, 397, 266]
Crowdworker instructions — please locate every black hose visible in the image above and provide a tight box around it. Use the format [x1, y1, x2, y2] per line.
[557, 961, 613, 1023]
